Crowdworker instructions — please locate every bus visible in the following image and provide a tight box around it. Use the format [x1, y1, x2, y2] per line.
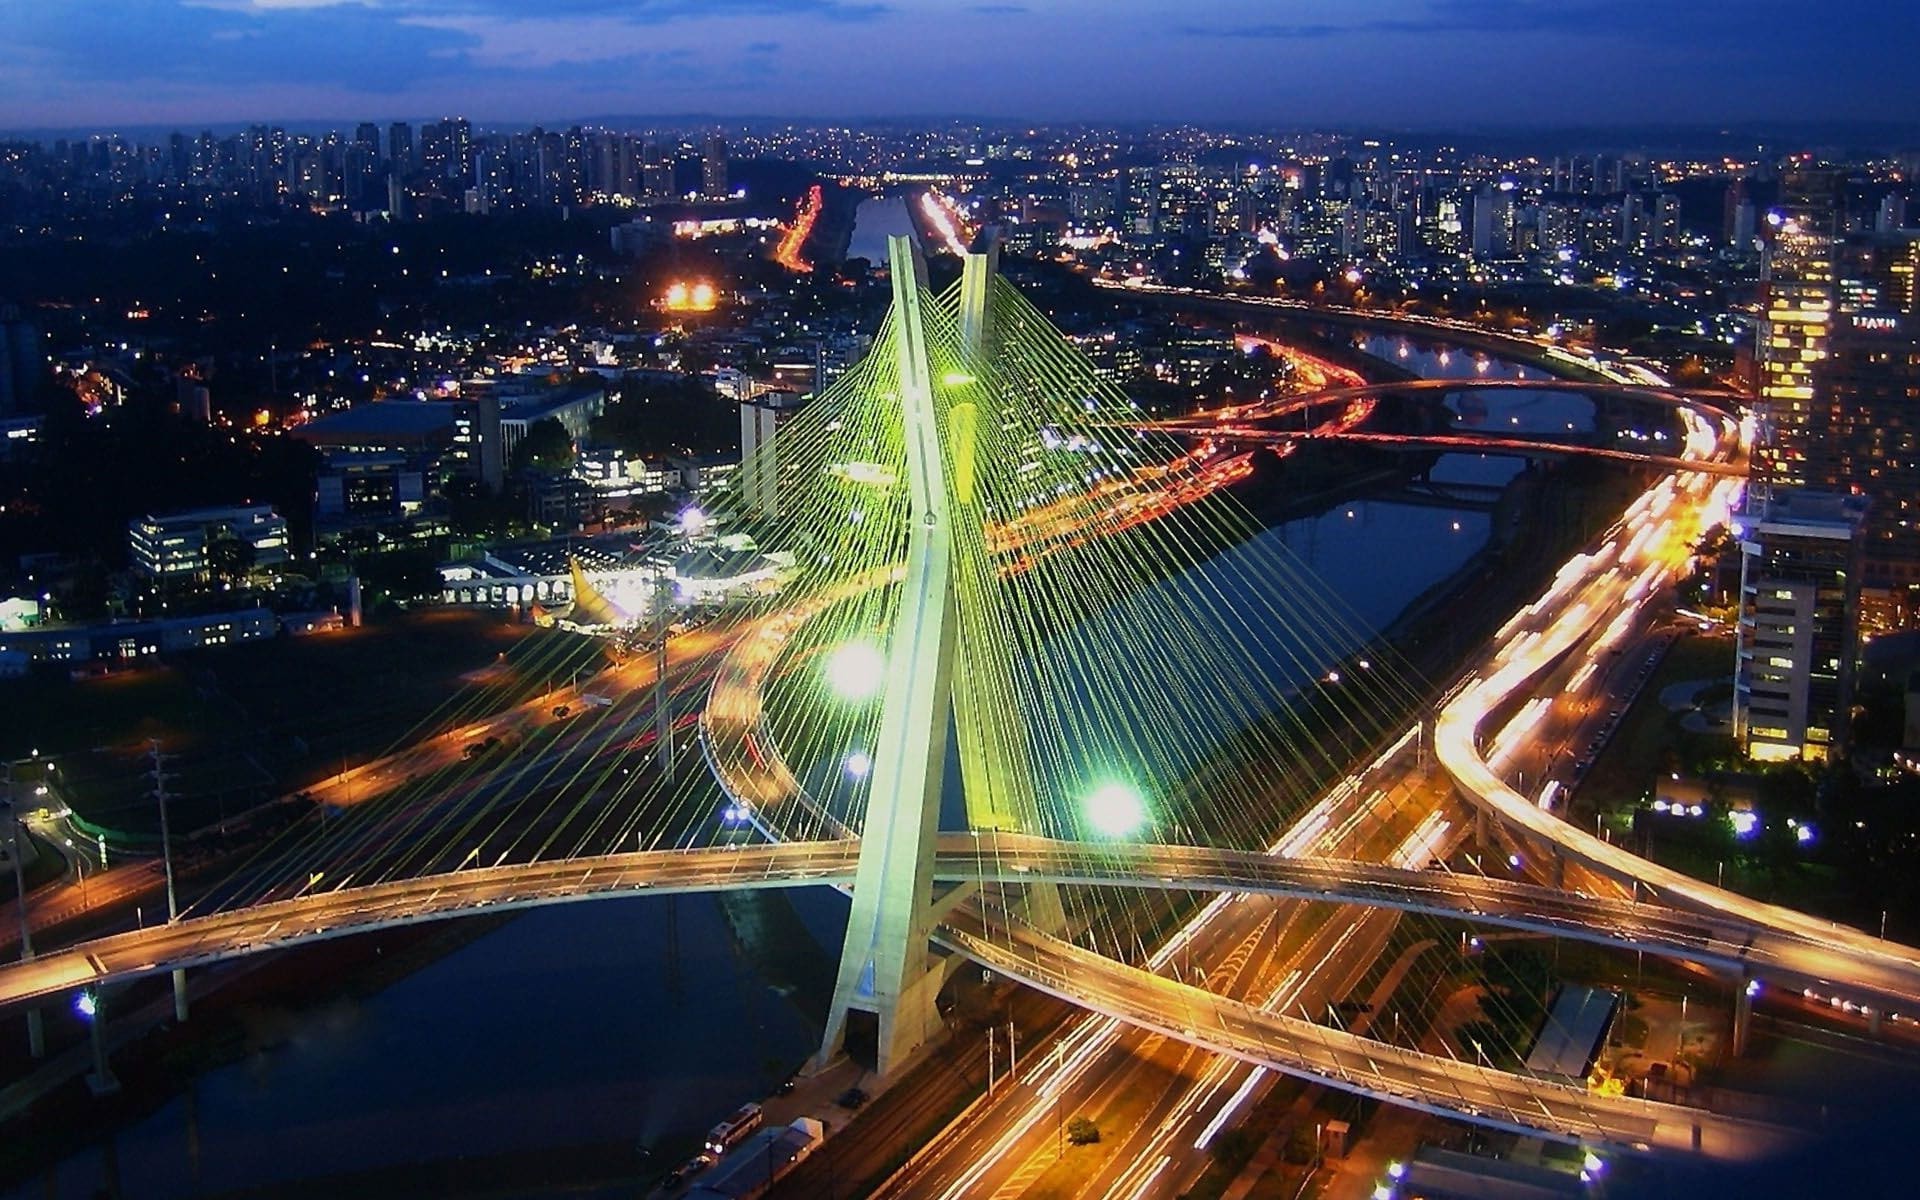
[705, 1104, 764, 1157]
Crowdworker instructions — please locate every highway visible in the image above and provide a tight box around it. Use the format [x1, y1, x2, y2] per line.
[939, 912, 1790, 1161]
[1427, 409, 1920, 1017]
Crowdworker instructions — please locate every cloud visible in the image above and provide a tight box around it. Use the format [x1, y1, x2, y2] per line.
[1, 0, 885, 100]
[325, 0, 890, 20]
[1179, 0, 1805, 42]
[11, 3, 484, 90]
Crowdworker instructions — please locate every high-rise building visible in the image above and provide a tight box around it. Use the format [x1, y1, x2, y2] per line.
[1756, 171, 1841, 491]
[739, 391, 807, 514]
[388, 122, 414, 174]
[1732, 489, 1866, 762]
[1813, 312, 1920, 589]
[702, 134, 729, 200]
[1878, 194, 1908, 234]
[446, 117, 472, 183]
[642, 142, 673, 200]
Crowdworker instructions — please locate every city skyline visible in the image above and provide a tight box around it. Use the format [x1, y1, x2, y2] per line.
[4, 0, 1918, 133]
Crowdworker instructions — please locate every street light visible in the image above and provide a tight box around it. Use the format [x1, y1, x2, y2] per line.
[823, 641, 885, 702]
[1083, 781, 1146, 838]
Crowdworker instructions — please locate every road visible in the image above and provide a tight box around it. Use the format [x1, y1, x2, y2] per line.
[1429, 410, 1920, 1017]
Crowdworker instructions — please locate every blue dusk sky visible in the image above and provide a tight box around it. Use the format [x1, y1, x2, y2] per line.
[1, 0, 1915, 130]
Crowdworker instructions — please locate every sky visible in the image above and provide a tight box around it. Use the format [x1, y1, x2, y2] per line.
[1, 0, 1916, 132]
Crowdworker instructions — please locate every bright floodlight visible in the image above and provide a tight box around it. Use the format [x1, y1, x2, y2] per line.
[74, 991, 97, 1020]
[1085, 782, 1147, 837]
[844, 750, 872, 780]
[679, 506, 709, 538]
[824, 641, 886, 702]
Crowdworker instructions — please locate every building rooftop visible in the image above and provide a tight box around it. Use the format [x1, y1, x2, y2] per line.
[291, 401, 463, 445]
[500, 384, 604, 422]
[1736, 487, 1868, 537]
[135, 503, 280, 526]
[1523, 984, 1619, 1082]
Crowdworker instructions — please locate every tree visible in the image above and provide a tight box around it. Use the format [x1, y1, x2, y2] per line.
[591, 376, 737, 457]
[355, 547, 443, 604]
[1066, 1116, 1100, 1145]
[206, 533, 256, 588]
[515, 416, 575, 474]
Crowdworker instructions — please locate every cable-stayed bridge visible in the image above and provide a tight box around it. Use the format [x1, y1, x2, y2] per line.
[4, 239, 1907, 1161]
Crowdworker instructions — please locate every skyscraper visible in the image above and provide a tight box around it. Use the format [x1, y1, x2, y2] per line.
[642, 142, 673, 200]
[388, 122, 414, 174]
[1755, 171, 1840, 491]
[703, 134, 729, 200]
[1814, 312, 1920, 590]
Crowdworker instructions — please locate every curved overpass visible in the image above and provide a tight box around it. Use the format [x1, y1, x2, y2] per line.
[14, 835, 1920, 1023]
[1145, 376, 1742, 432]
[941, 911, 1790, 1160]
[1195, 427, 1749, 478]
[0, 835, 1816, 1157]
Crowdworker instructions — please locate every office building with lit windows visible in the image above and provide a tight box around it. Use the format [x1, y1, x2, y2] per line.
[128, 505, 290, 581]
[1732, 489, 1866, 762]
[1813, 312, 1920, 589]
[1755, 172, 1840, 490]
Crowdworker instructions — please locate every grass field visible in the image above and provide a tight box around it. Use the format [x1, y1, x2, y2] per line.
[1, 609, 609, 838]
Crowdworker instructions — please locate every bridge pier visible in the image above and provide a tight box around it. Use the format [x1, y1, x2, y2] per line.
[1020, 882, 1068, 936]
[171, 968, 188, 1024]
[86, 988, 119, 1097]
[1473, 806, 1491, 853]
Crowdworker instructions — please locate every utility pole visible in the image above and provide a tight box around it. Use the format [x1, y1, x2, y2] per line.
[151, 741, 188, 1022]
[986, 1025, 996, 1095]
[654, 570, 675, 776]
[5, 764, 44, 1057]
[1054, 1040, 1065, 1157]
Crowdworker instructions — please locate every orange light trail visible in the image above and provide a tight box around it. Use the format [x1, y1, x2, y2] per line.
[775, 184, 822, 273]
